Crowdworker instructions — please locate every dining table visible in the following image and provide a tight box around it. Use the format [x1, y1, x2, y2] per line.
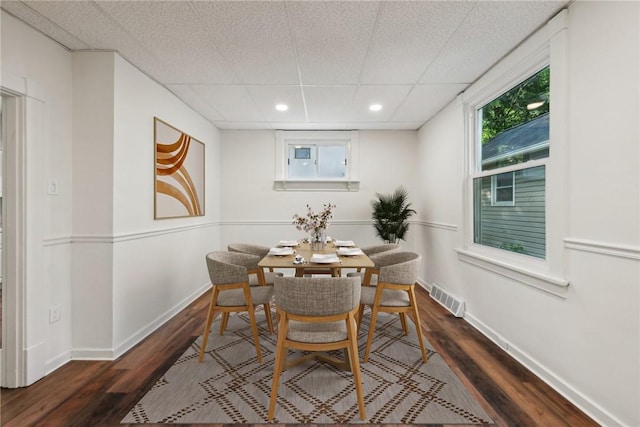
[257, 240, 374, 277]
[258, 239, 374, 370]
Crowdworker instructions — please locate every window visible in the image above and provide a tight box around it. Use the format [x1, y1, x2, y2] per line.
[288, 143, 346, 179]
[472, 66, 550, 259]
[274, 131, 359, 191]
[491, 172, 514, 206]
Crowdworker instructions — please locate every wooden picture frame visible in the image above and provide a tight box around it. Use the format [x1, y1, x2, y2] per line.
[154, 117, 205, 219]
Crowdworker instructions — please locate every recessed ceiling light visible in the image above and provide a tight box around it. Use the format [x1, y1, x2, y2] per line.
[275, 103, 288, 111]
[369, 104, 382, 111]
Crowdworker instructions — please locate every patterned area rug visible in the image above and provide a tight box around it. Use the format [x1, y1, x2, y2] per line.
[122, 309, 492, 424]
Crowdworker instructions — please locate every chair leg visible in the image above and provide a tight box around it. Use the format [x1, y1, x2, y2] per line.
[219, 312, 230, 335]
[363, 304, 379, 363]
[399, 312, 409, 335]
[346, 314, 366, 420]
[246, 307, 263, 363]
[264, 303, 274, 334]
[409, 287, 428, 363]
[268, 314, 288, 421]
[356, 305, 364, 332]
[199, 290, 218, 362]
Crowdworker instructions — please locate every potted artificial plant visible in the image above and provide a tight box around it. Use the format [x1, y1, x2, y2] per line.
[371, 186, 416, 243]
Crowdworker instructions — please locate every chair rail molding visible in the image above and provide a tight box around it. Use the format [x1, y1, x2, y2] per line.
[564, 238, 640, 260]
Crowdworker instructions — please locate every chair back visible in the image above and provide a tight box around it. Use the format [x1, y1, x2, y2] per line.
[205, 251, 259, 285]
[361, 243, 401, 256]
[227, 243, 270, 259]
[274, 276, 361, 316]
[376, 251, 421, 285]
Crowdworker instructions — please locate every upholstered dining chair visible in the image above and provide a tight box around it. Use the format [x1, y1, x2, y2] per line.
[357, 251, 428, 363]
[353, 243, 401, 284]
[227, 243, 282, 285]
[199, 251, 274, 363]
[268, 276, 366, 421]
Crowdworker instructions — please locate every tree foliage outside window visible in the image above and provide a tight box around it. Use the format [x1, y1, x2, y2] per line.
[480, 67, 550, 145]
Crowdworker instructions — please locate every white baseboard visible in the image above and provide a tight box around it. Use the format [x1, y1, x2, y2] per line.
[72, 283, 210, 361]
[46, 350, 72, 375]
[464, 312, 624, 427]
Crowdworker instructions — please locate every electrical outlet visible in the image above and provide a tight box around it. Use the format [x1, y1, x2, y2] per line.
[49, 304, 61, 324]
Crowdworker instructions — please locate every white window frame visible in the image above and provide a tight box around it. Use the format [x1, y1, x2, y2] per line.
[491, 172, 515, 206]
[274, 130, 360, 191]
[457, 10, 569, 297]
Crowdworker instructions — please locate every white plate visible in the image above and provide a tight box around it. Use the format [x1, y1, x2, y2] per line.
[310, 254, 340, 264]
[334, 240, 356, 247]
[337, 247, 363, 256]
[269, 247, 294, 256]
[278, 240, 299, 247]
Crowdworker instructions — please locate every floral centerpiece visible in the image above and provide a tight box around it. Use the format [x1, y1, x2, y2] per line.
[293, 203, 336, 249]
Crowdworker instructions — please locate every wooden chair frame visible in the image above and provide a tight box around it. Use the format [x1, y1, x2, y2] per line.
[218, 266, 274, 336]
[268, 305, 366, 421]
[198, 279, 273, 364]
[358, 281, 428, 363]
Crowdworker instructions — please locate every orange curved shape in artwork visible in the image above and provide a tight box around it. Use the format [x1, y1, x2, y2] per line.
[156, 130, 202, 216]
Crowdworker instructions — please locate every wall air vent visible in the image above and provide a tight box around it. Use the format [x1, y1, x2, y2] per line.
[430, 283, 465, 317]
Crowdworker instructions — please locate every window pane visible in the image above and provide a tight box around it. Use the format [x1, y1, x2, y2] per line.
[495, 187, 513, 202]
[288, 145, 316, 178]
[317, 145, 346, 178]
[479, 67, 550, 171]
[474, 166, 546, 258]
[495, 172, 513, 188]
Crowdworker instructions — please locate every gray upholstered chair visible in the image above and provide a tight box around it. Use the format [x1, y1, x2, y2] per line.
[199, 251, 274, 363]
[352, 243, 401, 285]
[227, 243, 283, 286]
[268, 276, 366, 421]
[357, 251, 427, 363]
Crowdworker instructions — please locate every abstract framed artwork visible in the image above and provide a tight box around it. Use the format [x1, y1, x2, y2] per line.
[154, 117, 205, 219]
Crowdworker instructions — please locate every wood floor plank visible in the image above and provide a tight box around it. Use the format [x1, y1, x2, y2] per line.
[0, 286, 598, 426]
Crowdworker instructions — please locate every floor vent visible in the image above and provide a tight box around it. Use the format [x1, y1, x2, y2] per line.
[429, 284, 465, 317]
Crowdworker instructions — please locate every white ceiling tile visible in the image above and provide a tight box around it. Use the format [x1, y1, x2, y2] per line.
[5, 0, 570, 130]
[189, 85, 265, 122]
[303, 85, 358, 122]
[344, 122, 424, 131]
[351, 85, 413, 122]
[97, 1, 237, 84]
[244, 85, 306, 123]
[287, 1, 380, 85]
[166, 85, 226, 122]
[420, 1, 565, 84]
[392, 84, 467, 123]
[359, 1, 474, 84]
[1, 1, 89, 49]
[213, 121, 273, 130]
[190, 1, 299, 85]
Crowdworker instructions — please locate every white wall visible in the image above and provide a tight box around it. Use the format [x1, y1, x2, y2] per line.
[1, 10, 74, 382]
[111, 54, 221, 352]
[1, 12, 222, 380]
[417, 3, 639, 426]
[219, 129, 420, 251]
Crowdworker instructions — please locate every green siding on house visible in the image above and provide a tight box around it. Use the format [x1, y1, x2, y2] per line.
[475, 166, 546, 258]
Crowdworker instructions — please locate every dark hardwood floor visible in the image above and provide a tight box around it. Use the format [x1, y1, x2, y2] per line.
[1, 286, 598, 427]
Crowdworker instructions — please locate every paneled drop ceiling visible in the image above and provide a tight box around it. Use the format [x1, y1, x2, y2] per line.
[1, 1, 568, 130]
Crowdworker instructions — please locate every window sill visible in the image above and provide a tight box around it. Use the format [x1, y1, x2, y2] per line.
[456, 248, 569, 298]
[273, 180, 360, 192]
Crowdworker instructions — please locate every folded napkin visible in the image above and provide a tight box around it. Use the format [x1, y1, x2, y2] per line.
[310, 253, 340, 264]
[268, 247, 294, 256]
[278, 240, 299, 247]
[334, 240, 355, 247]
[337, 247, 364, 256]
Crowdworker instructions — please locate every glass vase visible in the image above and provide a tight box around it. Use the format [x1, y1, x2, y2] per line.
[310, 229, 326, 250]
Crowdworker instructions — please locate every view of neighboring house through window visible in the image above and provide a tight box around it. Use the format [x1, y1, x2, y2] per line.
[473, 66, 550, 259]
